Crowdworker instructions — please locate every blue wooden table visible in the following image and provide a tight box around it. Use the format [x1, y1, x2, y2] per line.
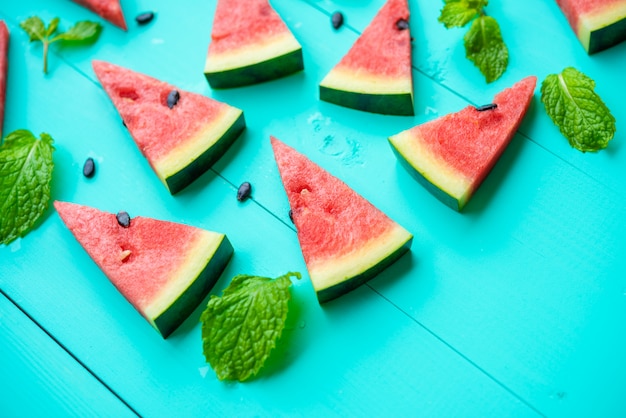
[1, 0, 625, 416]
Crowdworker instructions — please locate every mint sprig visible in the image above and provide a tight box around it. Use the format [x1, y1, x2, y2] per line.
[438, 0, 508, 83]
[541, 67, 616, 152]
[200, 271, 301, 381]
[20, 17, 101, 74]
[0, 130, 55, 245]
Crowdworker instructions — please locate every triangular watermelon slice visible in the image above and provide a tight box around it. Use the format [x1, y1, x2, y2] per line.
[270, 137, 413, 303]
[71, 0, 127, 30]
[389, 76, 537, 211]
[319, 0, 414, 116]
[54, 201, 234, 338]
[204, 0, 304, 88]
[92, 60, 246, 194]
[0, 21, 8, 139]
[556, 0, 626, 53]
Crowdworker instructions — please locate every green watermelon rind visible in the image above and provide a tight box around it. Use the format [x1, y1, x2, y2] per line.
[579, 5, 626, 53]
[150, 235, 234, 338]
[306, 223, 413, 303]
[320, 85, 414, 116]
[388, 135, 470, 211]
[314, 232, 413, 304]
[204, 48, 304, 89]
[162, 111, 246, 194]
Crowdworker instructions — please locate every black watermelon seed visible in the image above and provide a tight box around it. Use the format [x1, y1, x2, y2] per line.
[475, 103, 498, 111]
[288, 210, 294, 223]
[166, 90, 180, 109]
[135, 12, 155, 25]
[116, 211, 131, 228]
[331, 12, 344, 29]
[237, 181, 252, 202]
[396, 19, 409, 30]
[83, 157, 96, 178]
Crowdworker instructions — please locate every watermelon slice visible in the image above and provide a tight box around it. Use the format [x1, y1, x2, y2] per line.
[54, 201, 234, 338]
[389, 76, 537, 211]
[204, 0, 304, 88]
[556, 0, 626, 53]
[319, 0, 414, 116]
[270, 136, 413, 303]
[92, 60, 245, 194]
[71, 0, 127, 30]
[0, 21, 8, 139]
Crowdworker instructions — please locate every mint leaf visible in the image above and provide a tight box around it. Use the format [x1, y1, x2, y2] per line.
[541, 67, 616, 152]
[52, 21, 101, 42]
[20, 17, 102, 74]
[438, 0, 486, 28]
[20, 16, 47, 41]
[464, 16, 508, 83]
[46, 17, 60, 37]
[200, 272, 300, 381]
[0, 130, 55, 245]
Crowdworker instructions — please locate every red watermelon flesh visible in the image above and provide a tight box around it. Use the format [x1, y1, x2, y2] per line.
[0, 21, 8, 138]
[556, 0, 626, 53]
[204, 0, 303, 88]
[72, 0, 127, 30]
[389, 76, 536, 211]
[92, 60, 245, 194]
[54, 201, 233, 338]
[271, 137, 412, 303]
[319, 0, 413, 115]
[332, 0, 411, 80]
[209, 0, 292, 56]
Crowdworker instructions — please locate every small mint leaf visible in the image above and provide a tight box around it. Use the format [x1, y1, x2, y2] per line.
[46, 18, 60, 37]
[200, 272, 300, 381]
[0, 130, 55, 245]
[464, 15, 508, 83]
[20, 16, 47, 42]
[52, 21, 101, 42]
[438, 1, 481, 28]
[540, 67, 616, 152]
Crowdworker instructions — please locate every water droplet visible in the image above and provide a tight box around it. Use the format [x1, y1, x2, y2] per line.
[10, 238, 21, 252]
[425, 106, 438, 116]
[298, 320, 306, 329]
[198, 366, 209, 378]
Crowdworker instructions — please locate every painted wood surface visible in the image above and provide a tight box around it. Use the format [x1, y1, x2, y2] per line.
[1, 0, 625, 416]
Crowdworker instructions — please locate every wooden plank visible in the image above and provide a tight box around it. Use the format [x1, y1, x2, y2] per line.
[0, 292, 137, 417]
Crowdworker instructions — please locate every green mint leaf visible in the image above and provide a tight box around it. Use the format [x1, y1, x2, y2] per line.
[540, 67, 616, 152]
[464, 15, 508, 83]
[20, 17, 102, 74]
[438, 1, 484, 28]
[46, 17, 60, 37]
[0, 130, 55, 245]
[200, 272, 301, 381]
[52, 21, 101, 42]
[20, 16, 47, 42]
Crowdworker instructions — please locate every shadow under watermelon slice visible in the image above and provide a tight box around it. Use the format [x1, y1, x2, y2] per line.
[55, 201, 234, 338]
[270, 136, 413, 303]
[389, 76, 537, 211]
